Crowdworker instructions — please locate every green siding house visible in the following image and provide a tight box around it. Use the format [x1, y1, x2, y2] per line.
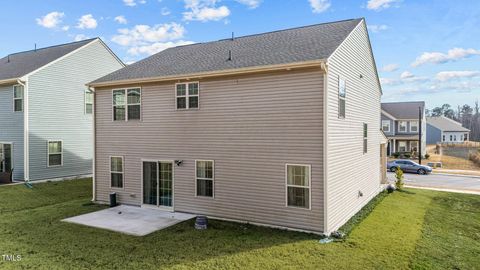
[0, 38, 124, 181]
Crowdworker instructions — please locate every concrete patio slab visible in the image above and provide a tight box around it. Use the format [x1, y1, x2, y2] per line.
[62, 205, 196, 236]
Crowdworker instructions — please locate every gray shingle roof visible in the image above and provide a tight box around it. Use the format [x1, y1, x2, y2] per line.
[0, 38, 97, 81]
[427, 116, 470, 132]
[381, 101, 425, 119]
[91, 18, 363, 85]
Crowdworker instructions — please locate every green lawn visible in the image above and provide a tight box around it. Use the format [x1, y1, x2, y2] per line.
[0, 179, 479, 269]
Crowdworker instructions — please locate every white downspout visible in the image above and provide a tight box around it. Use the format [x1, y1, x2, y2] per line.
[90, 87, 96, 202]
[17, 79, 29, 182]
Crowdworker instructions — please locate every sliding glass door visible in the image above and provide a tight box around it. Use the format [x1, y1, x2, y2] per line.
[0, 144, 12, 173]
[143, 161, 173, 209]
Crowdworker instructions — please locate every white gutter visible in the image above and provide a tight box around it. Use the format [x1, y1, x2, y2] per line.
[16, 79, 29, 182]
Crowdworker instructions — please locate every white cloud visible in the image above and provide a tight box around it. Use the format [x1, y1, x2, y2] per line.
[77, 14, 98, 29]
[366, 0, 401, 11]
[400, 71, 414, 79]
[123, 0, 146, 6]
[308, 0, 331, 13]
[436, 71, 480, 82]
[412, 48, 480, 67]
[112, 23, 186, 46]
[114, 15, 128, 24]
[74, 34, 90, 41]
[128, 40, 195, 56]
[235, 0, 261, 9]
[62, 25, 70, 31]
[183, 1, 230, 22]
[161, 7, 171, 15]
[36, 11, 65, 28]
[367, 24, 388, 33]
[381, 63, 399, 72]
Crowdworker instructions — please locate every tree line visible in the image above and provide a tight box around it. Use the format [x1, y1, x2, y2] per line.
[425, 101, 480, 141]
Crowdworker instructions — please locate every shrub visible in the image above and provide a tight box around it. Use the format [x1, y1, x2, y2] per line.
[424, 153, 430, 159]
[469, 152, 480, 167]
[395, 167, 404, 190]
[392, 152, 400, 158]
[403, 152, 411, 158]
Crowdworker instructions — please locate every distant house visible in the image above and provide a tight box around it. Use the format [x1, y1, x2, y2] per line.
[0, 38, 124, 181]
[426, 116, 470, 144]
[381, 101, 426, 156]
[88, 18, 386, 234]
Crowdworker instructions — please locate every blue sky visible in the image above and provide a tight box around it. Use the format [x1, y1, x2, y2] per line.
[1, 0, 479, 109]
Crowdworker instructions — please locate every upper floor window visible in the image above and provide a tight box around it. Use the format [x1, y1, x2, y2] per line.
[363, 123, 368, 154]
[338, 77, 346, 118]
[47, 140, 63, 167]
[410, 121, 418, 132]
[286, 164, 311, 209]
[113, 88, 141, 121]
[13, 85, 24, 112]
[176, 82, 199, 110]
[196, 160, 214, 197]
[85, 90, 93, 114]
[399, 121, 407, 132]
[381, 120, 390, 132]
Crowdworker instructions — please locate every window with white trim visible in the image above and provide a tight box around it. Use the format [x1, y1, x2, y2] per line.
[363, 123, 368, 154]
[382, 120, 390, 132]
[113, 88, 141, 121]
[410, 121, 418, 132]
[47, 141, 63, 167]
[398, 141, 407, 152]
[196, 160, 213, 197]
[110, 156, 124, 188]
[399, 121, 407, 132]
[13, 85, 24, 112]
[464, 133, 468, 141]
[286, 164, 310, 208]
[338, 77, 346, 118]
[85, 90, 93, 114]
[176, 82, 199, 110]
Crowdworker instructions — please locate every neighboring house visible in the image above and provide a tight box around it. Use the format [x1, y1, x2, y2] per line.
[88, 18, 385, 234]
[0, 38, 124, 181]
[381, 101, 426, 156]
[426, 116, 470, 144]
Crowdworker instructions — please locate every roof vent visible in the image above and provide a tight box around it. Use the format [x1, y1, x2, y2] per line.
[227, 50, 233, 61]
[7, 55, 10, 63]
[231, 32, 234, 41]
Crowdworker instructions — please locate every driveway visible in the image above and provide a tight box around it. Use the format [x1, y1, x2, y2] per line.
[387, 172, 480, 193]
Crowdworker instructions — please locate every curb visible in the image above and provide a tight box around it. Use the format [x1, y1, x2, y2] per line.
[405, 185, 480, 195]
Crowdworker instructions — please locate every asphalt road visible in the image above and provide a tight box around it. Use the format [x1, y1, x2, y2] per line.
[387, 172, 480, 192]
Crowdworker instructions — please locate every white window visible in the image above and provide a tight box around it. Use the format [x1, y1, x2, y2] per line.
[398, 141, 407, 152]
[410, 121, 418, 132]
[47, 140, 63, 167]
[286, 164, 311, 209]
[450, 135, 453, 141]
[363, 123, 368, 154]
[454, 135, 457, 141]
[113, 88, 141, 121]
[443, 135, 446, 142]
[110, 156, 124, 188]
[410, 141, 418, 152]
[464, 133, 468, 141]
[85, 90, 93, 114]
[13, 85, 24, 112]
[382, 120, 390, 132]
[196, 160, 214, 197]
[176, 82, 199, 110]
[399, 121, 407, 132]
[338, 77, 346, 118]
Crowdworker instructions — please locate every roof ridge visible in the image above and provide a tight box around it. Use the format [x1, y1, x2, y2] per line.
[2, 38, 98, 58]
[165, 18, 363, 51]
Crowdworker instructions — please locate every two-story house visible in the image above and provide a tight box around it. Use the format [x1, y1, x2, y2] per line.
[0, 38, 124, 181]
[381, 101, 426, 156]
[88, 18, 386, 234]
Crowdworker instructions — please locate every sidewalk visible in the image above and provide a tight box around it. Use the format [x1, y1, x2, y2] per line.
[432, 169, 480, 177]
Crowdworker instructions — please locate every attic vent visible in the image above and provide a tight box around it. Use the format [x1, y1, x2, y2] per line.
[227, 50, 232, 61]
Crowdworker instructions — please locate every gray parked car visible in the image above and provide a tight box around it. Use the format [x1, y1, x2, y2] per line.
[387, 160, 432, 175]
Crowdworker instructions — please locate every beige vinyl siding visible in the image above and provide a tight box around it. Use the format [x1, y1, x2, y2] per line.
[27, 40, 124, 181]
[95, 69, 325, 232]
[325, 20, 382, 233]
